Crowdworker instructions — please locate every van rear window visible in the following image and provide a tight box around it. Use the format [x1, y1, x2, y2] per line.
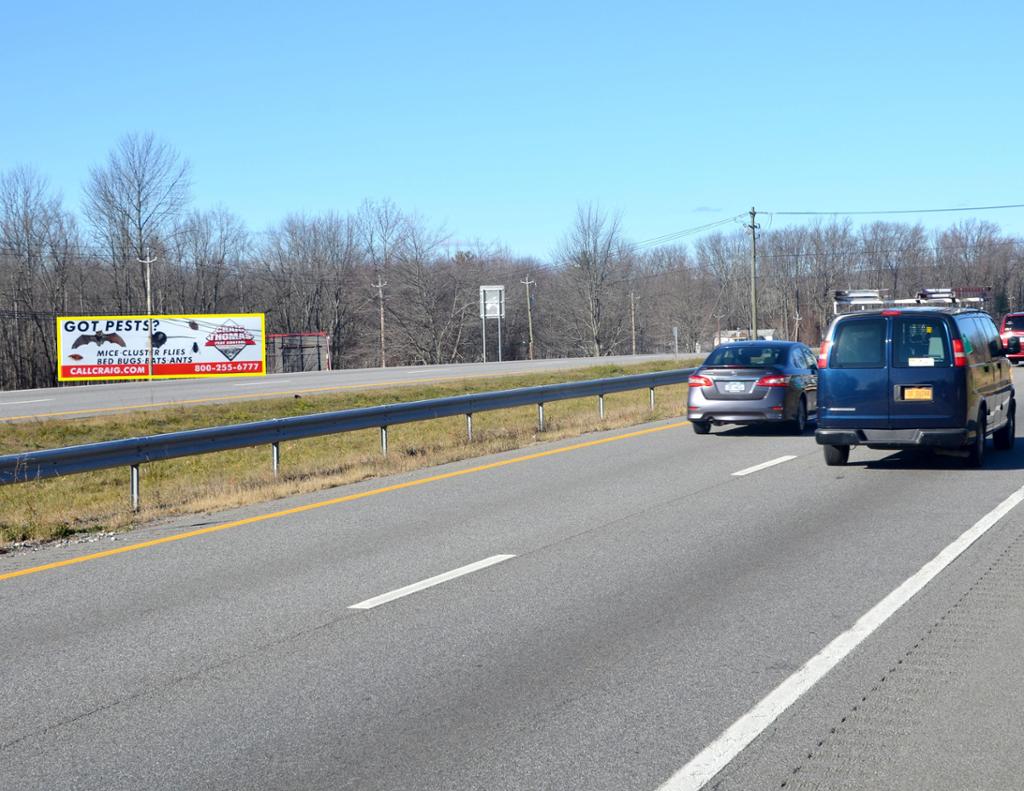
[831, 318, 886, 368]
[893, 318, 950, 367]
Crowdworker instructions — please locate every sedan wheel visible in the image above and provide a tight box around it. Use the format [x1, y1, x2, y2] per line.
[790, 397, 807, 435]
[692, 420, 711, 435]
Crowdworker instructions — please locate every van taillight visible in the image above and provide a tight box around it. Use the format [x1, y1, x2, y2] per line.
[818, 340, 831, 368]
[952, 338, 967, 367]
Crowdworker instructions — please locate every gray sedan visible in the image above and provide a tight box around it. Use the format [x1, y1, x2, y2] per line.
[687, 341, 818, 435]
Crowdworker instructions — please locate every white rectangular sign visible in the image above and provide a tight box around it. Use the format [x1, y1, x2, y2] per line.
[479, 285, 505, 319]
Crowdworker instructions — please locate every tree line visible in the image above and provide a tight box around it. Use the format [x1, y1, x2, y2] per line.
[3, 133, 1023, 390]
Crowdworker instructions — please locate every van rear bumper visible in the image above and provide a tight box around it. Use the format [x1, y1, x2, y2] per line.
[815, 427, 970, 449]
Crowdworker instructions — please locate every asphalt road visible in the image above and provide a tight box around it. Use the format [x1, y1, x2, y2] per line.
[3, 373, 1024, 789]
[0, 354, 682, 421]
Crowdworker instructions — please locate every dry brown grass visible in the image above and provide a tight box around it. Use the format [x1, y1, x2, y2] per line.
[0, 360, 696, 546]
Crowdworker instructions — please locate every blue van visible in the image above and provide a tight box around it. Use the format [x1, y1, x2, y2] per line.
[815, 307, 1019, 467]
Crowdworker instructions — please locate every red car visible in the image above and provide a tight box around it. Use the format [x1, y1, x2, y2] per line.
[1000, 312, 1024, 365]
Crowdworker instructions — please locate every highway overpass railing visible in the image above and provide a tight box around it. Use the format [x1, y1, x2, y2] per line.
[0, 367, 696, 510]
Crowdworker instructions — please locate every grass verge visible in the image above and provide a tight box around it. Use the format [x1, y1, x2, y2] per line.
[0, 359, 698, 547]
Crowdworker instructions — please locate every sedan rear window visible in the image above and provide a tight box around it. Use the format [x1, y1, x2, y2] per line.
[704, 345, 787, 367]
[830, 318, 885, 368]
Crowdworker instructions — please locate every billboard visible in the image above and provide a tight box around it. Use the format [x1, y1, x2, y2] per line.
[56, 314, 266, 381]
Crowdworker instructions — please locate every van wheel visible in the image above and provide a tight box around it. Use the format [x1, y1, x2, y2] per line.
[692, 420, 711, 435]
[790, 397, 808, 434]
[994, 405, 1016, 451]
[824, 444, 849, 466]
[966, 413, 986, 468]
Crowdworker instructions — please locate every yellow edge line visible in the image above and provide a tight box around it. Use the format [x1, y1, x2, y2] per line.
[0, 420, 689, 583]
[0, 374, 485, 421]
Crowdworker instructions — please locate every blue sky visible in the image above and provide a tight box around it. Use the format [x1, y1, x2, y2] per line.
[4, 1, 1023, 257]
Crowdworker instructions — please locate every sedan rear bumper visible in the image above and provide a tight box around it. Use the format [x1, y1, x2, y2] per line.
[815, 427, 970, 449]
[688, 387, 792, 424]
[688, 407, 788, 424]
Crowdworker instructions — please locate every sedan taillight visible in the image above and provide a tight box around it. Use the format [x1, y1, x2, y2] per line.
[755, 374, 790, 388]
[688, 375, 713, 388]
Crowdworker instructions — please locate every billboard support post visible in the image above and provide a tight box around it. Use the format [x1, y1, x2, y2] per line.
[139, 254, 157, 381]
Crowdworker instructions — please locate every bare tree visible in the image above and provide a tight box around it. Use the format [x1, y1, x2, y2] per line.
[0, 167, 65, 387]
[256, 212, 367, 367]
[170, 208, 249, 313]
[554, 205, 633, 356]
[83, 132, 191, 311]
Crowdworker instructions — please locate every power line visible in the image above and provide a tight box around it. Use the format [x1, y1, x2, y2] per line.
[770, 203, 1024, 217]
[756, 239, 1021, 260]
[634, 214, 745, 248]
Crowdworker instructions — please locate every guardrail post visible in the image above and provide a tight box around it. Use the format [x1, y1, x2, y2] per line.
[380, 426, 388, 456]
[466, 413, 473, 442]
[130, 464, 140, 512]
[537, 403, 545, 432]
[649, 386, 656, 411]
[272, 442, 280, 476]
[598, 394, 605, 419]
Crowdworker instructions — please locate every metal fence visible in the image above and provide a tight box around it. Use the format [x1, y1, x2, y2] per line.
[266, 332, 331, 374]
[0, 367, 695, 510]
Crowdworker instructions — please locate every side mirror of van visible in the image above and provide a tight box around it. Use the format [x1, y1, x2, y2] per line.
[1006, 336, 1022, 355]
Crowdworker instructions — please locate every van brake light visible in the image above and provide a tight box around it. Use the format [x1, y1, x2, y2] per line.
[952, 338, 967, 367]
[818, 340, 832, 368]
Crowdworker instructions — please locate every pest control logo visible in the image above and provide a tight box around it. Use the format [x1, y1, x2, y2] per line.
[205, 320, 256, 361]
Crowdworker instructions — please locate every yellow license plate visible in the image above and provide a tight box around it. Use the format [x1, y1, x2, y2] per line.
[903, 386, 933, 401]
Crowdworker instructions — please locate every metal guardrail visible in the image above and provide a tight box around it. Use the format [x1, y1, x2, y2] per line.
[0, 367, 696, 510]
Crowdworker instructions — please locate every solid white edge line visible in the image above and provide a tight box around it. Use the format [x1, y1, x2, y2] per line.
[658, 482, 1024, 791]
[731, 455, 798, 477]
[0, 398, 54, 405]
[349, 554, 516, 610]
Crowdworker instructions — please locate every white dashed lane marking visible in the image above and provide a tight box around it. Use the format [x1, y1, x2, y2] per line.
[731, 455, 797, 477]
[349, 555, 516, 610]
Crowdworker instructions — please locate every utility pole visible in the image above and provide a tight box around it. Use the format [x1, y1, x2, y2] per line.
[793, 287, 801, 342]
[746, 207, 760, 340]
[521, 275, 536, 360]
[372, 277, 387, 368]
[629, 291, 637, 355]
[714, 313, 725, 347]
[13, 292, 21, 384]
[138, 253, 158, 380]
